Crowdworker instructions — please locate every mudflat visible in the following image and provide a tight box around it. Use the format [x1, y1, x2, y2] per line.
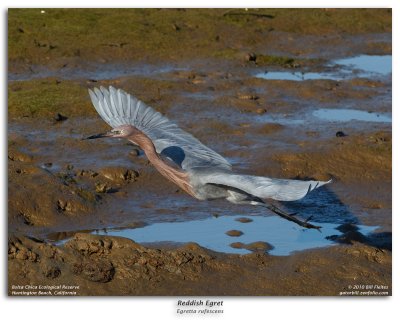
[8, 8, 391, 296]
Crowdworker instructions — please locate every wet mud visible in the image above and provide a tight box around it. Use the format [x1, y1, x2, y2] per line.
[8, 234, 391, 296]
[8, 8, 391, 296]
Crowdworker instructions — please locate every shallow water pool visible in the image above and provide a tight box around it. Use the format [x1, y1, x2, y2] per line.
[313, 108, 391, 123]
[93, 215, 377, 256]
[255, 55, 391, 81]
[334, 55, 392, 75]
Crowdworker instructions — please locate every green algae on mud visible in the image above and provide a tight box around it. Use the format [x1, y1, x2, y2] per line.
[8, 79, 93, 118]
[8, 8, 391, 69]
[8, 76, 174, 118]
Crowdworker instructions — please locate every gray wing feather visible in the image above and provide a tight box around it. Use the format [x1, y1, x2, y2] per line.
[88, 86, 232, 171]
[200, 172, 331, 201]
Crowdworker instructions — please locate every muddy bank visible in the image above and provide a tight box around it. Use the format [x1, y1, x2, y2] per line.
[8, 233, 391, 296]
[8, 8, 392, 296]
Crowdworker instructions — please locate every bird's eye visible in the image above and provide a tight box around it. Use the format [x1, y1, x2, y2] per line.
[113, 130, 122, 135]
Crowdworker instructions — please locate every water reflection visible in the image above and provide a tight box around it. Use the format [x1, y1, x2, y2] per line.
[93, 215, 377, 256]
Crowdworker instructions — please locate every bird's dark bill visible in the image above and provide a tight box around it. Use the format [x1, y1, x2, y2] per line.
[83, 132, 111, 140]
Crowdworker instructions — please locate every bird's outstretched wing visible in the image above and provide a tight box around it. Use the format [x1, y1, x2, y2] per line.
[88, 86, 232, 171]
[198, 171, 331, 201]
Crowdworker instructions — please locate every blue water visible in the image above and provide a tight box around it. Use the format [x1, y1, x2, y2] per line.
[93, 215, 377, 256]
[334, 55, 392, 75]
[313, 108, 392, 123]
[255, 55, 391, 81]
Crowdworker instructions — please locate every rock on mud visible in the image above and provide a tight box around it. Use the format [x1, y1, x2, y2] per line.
[229, 241, 274, 253]
[245, 241, 274, 252]
[225, 230, 244, 237]
[99, 167, 139, 183]
[54, 113, 68, 122]
[245, 52, 257, 62]
[336, 131, 347, 137]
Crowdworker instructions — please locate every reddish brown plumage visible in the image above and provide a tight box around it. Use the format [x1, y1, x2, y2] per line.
[128, 130, 196, 197]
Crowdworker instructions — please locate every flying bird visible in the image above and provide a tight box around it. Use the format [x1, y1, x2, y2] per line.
[85, 86, 331, 229]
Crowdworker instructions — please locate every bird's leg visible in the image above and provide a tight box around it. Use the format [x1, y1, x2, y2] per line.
[263, 202, 321, 230]
[224, 189, 321, 229]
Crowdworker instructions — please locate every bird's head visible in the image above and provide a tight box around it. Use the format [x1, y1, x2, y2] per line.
[84, 124, 141, 140]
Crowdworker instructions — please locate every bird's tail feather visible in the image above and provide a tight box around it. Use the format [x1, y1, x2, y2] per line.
[202, 172, 331, 201]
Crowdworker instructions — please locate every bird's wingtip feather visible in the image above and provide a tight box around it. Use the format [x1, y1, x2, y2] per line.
[325, 178, 334, 185]
[93, 87, 101, 96]
[88, 88, 96, 100]
[317, 178, 333, 188]
[109, 86, 117, 94]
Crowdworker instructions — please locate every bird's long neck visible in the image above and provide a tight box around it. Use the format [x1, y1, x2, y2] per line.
[128, 132, 195, 197]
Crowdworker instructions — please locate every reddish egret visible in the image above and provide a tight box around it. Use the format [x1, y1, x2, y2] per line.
[86, 86, 331, 229]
